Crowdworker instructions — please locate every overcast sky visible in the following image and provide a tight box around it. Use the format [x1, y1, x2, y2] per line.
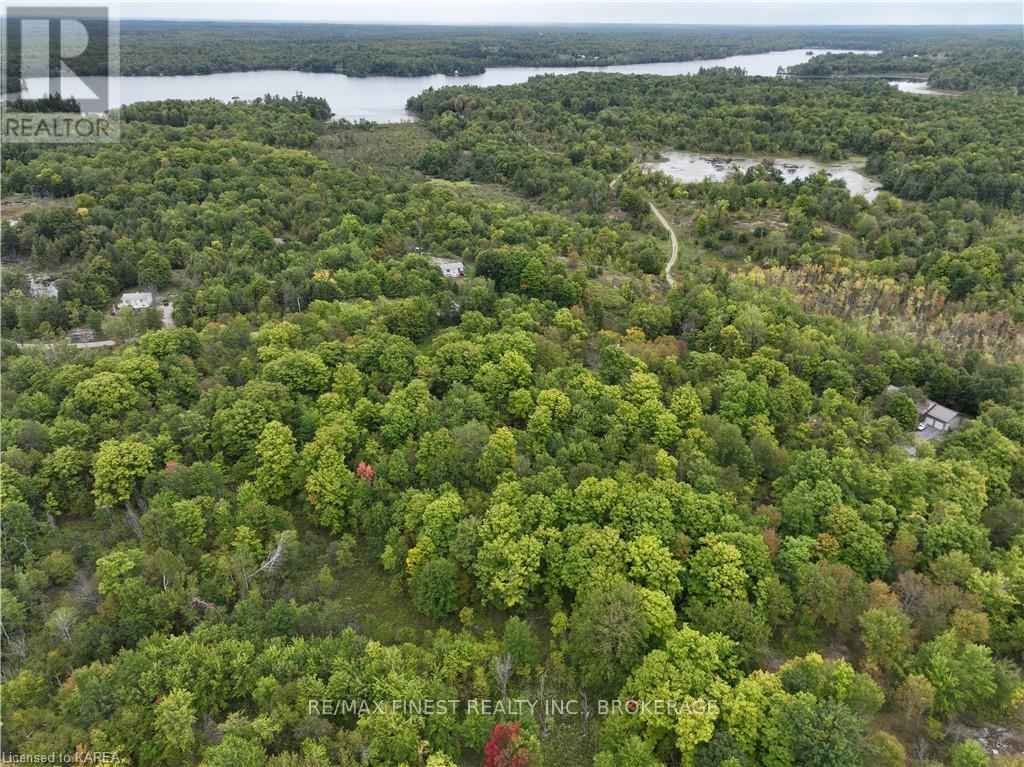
[108, 1, 1022, 26]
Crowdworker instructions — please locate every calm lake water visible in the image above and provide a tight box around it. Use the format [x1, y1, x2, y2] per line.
[645, 151, 882, 200]
[888, 80, 953, 96]
[13, 49, 870, 123]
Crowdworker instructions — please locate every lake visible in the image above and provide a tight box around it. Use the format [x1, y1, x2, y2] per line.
[11, 48, 871, 123]
[644, 151, 882, 200]
[889, 80, 954, 96]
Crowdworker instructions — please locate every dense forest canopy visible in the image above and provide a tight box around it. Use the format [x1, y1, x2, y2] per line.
[2, 22, 1019, 80]
[409, 71, 1024, 209]
[1, 21, 1023, 767]
[407, 69, 1024, 343]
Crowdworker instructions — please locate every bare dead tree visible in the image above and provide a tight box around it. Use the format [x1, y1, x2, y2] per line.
[579, 688, 591, 739]
[896, 570, 927, 617]
[71, 570, 100, 610]
[4, 634, 27, 663]
[493, 652, 513, 701]
[116, 487, 150, 542]
[915, 736, 929, 764]
[252, 533, 289, 577]
[121, 507, 143, 541]
[537, 670, 549, 739]
[233, 530, 297, 595]
[48, 607, 76, 646]
[4, 535, 31, 558]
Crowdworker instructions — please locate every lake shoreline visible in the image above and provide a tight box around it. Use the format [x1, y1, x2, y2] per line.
[6, 48, 878, 123]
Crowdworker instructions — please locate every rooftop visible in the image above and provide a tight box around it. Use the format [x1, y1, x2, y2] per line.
[925, 403, 960, 423]
[119, 291, 154, 309]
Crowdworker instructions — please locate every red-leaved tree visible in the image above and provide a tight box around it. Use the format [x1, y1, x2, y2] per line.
[355, 461, 374, 483]
[483, 722, 535, 767]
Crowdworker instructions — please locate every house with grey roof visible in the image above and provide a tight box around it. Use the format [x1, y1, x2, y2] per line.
[886, 385, 964, 439]
[921, 402, 962, 433]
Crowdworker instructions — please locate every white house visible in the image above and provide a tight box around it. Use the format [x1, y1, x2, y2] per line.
[119, 292, 154, 310]
[434, 260, 465, 278]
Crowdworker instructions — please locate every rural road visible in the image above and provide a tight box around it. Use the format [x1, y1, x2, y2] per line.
[648, 201, 678, 287]
[609, 174, 678, 287]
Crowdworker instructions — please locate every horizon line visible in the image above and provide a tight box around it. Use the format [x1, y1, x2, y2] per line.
[113, 18, 1022, 26]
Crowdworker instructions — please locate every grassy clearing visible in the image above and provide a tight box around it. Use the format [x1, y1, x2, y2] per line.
[1, 194, 73, 221]
[272, 520, 445, 643]
[427, 177, 537, 209]
[315, 122, 537, 212]
[314, 121, 438, 175]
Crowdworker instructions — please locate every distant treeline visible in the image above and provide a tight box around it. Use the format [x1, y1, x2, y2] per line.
[5, 22, 1021, 83]
[1, 94, 81, 113]
[787, 33, 1024, 93]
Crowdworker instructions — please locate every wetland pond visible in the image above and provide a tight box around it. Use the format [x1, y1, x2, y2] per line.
[644, 151, 883, 200]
